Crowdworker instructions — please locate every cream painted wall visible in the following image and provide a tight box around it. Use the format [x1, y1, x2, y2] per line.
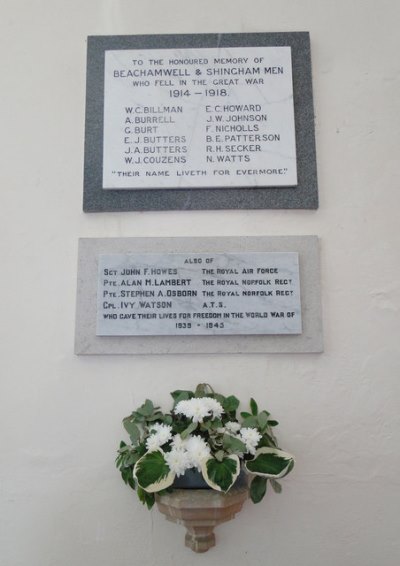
[1, 1, 400, 564]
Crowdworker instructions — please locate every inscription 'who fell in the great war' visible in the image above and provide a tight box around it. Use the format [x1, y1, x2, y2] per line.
[96, 252, 302, 336]
[103, 46, 297, 189]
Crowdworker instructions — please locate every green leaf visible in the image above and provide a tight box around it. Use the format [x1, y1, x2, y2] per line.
[241, 416, 258, 428]
[134, 449, 175, 492]
[250, 476, 267, 503]
[245, 448, 295, 478]
[136, 399, 154, 417]
[123, 419, 141, 445]
[222, 433, 247, 455]
[137, 486, 155, 509]
[209, 419, 223, 430]
[201, 455, 240, 492]
[223, 395, 240, 413]
[146, 413, 164, 422]
[180, 421, 198, 439]
[267, 420, 279, 427]
[250, 398, 258, 416]
[130, 411, 145, 422]
[121, 466, 135, 490]
[240, 411, 252, 419]
[136, 443, 147, 457]
[194, 383, 213, 397]
[270, 479, 282, 494]
[258, 432, 278, 448]
[170, 390, 193, 403]
[281, 459, 295, 478]
[163, 415, 173, 425]
[124, 452, 140, 467]
[257, 411, 269, 431]
[171, 420, 188, 435]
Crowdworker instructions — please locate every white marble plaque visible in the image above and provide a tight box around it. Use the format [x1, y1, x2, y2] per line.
[103, 46, 297, 189]
[96, 252, 301, 336]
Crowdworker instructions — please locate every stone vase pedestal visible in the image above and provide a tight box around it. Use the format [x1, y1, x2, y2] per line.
[155, 487, 248, 553]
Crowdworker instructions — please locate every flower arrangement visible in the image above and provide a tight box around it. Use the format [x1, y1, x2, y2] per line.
[116, 384, 295, 509]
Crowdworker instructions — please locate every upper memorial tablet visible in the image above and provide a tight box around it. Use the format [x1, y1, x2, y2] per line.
[83, 33, 318, 211]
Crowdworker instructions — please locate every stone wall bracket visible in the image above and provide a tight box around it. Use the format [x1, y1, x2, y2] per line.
[155, 487, 248, 553]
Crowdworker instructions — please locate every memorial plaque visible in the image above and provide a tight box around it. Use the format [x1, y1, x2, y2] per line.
[84, 33, 318, 211]
[75, 236, 323, 354]
[97, 252, 302, 336]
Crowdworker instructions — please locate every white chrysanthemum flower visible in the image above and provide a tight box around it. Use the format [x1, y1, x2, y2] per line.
[174, 398, 210, 423]
[239, 427, 262, 455]
[225, 421, 241, 434]
[170, 433, 187, 450]
[145, 434, 163, 452]
[149, 423, 173, 445]
[174, 397, 224, 423]
[164, 448, 191, 477]
[185, 435, 211, 470]
[145, 423, 172, 451]
[203, 397, 224, 419]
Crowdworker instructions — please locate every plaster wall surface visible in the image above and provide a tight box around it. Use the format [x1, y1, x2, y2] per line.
[1, 1, 399, 565]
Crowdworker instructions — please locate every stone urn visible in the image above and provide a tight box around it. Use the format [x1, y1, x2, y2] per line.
[155, 486, 248, 553]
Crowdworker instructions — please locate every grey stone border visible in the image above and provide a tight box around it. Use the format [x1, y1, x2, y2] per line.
[83, 33, 318, 212]
[74, 236, 323, 354]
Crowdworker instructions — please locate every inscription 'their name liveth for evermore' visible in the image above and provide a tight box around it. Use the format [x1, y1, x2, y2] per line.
[102, 46, 297, 190]
[96, 252, 302, 336]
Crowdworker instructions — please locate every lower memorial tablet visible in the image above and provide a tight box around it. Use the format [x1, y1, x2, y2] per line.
[75, 236, 322, 354]
[97, 252, 302, 336]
